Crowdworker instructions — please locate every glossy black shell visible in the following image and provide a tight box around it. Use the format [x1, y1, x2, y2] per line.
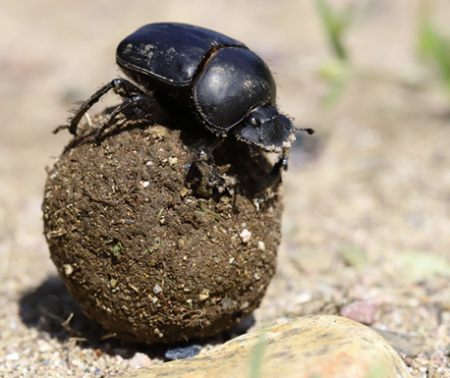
[116, 23, 277, 134]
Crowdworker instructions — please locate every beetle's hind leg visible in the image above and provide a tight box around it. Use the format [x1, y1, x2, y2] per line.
[54, 78, 147, 136]
[94, 95, 170, 140]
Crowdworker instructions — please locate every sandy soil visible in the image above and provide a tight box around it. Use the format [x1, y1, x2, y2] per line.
[2, 0, 450, 377]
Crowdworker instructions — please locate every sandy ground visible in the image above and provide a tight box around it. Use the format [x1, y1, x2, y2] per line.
[2, 0, 450, 377]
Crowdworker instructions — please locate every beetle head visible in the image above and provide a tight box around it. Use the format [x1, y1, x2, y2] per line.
[234, 105, 295, 152]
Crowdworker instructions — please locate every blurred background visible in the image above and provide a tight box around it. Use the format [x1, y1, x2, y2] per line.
[2, 0, 450, 376]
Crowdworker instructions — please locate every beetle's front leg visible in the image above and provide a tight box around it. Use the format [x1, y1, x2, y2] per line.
[192, 136, 237, 195]
[269, 148, 289, 184]
[270, 153, 289, 178]
[258, 128, 315, 195]
[254, 148, 289, 199]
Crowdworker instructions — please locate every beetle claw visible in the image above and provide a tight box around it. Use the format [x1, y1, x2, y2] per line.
[53, 125, 69, 134]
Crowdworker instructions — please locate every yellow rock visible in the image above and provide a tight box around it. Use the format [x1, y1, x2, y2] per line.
[119, 315, 411, 378]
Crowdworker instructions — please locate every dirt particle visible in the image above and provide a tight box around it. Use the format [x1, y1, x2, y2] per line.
[240, 229, 252, 243]
[168, 157, 178, 165]
[153, 284, 162, 295]
[63, 264, 74, 276]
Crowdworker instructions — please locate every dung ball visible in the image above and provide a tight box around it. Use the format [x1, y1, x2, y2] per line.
[43, 115, 282, 344]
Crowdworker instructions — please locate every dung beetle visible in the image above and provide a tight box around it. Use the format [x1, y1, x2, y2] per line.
[56, 23, 313, 187]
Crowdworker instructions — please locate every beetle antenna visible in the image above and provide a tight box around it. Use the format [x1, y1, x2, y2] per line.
[294, 126, 315, 135]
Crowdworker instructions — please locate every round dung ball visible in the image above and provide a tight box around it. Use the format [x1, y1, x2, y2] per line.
[43, 115, 282, 344]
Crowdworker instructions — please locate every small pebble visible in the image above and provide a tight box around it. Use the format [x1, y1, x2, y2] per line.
[165, 342, 202, 361]
[340, 300, 378, 325]
[199, 289, 210, 301]
[239, 229, 251, 243]
[6, 353, 19, 361]
[129, 352, 152, 368]
[94, 367, 103, 376]
[64, 264, 74, 276]
[153, 284, 162, 295]
[110, 278, 119, 288]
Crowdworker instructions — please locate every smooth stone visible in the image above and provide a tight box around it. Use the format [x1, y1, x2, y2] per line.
[116, 315, 411, 378]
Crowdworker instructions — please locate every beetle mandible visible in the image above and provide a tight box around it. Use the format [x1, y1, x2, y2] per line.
[55, 23, 313, 186]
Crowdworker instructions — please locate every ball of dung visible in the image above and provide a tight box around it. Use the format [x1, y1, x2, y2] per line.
[43, 116, 282, 344]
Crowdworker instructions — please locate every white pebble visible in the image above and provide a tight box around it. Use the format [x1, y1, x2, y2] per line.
[64, 264, 74, 276]
[295, 292, 313, 304]
[6, 352, 19, 360]
[140, 181, 150, 188]
[240, 229, 252, 243]
[153, 284, 162, 294]
[199, 293, 209, 301]
[130, 352, 152, 369]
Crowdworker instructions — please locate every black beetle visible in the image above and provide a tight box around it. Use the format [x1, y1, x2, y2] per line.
[56, 23, 313, 187]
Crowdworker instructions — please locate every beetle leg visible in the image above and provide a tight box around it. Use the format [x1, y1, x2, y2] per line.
[95, 95, 170, 140]
[193, 136, 237, 194]
[271, 154, 288, 175]
[254, 148, 290, 198]
[54, 78, 146, 136]
[265, 152, 288, 188]
[197, 137, 224, 163]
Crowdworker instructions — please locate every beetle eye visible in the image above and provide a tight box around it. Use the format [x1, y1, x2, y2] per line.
[247, 115, 259, 128]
